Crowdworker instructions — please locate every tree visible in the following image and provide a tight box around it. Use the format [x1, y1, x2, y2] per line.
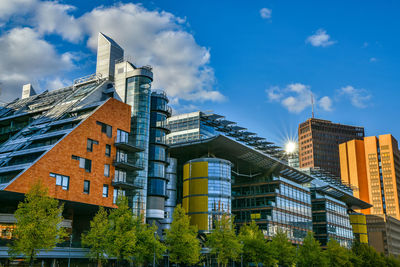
[297, 231, 327, 267]
[385, 254, 400, 267]
[352, 242, 386, 267]
[269, 229, 296, 267]
[81, 207, 110, 267]
[133, 216, 166, 266]
[107, 196, 136, 265]
[9, 182, 66, 267]
[206, 214, 242, 267]
[238, 220, 276, 266]
[324, 239, 353, 267]
[165, 205, 201, 266]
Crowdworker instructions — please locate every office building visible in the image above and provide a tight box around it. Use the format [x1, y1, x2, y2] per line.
[168, 113, 371, 246]
[340, 134, 400, 220]
[298, 118, 364, 177]
[0, 33, 175, 262]
[366, 214, 400, 256]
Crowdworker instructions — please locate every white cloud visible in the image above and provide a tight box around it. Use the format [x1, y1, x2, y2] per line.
[306, 29, 336, 47]
[266, 83, 332, 113]
[370, 57, 377, 62]
[260, 8, 272, 19]
[0, 27, 75, 100]
[319, 96, 333, 111]
[339, 86, 371, 108]
[0, 1, 223, 103]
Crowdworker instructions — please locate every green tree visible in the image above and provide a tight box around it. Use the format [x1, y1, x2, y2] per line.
[385, 254, 400, 267]
[81, 207, 110, 267]
[297, 231, 327, 267]
[133, 216, 166, 266]
[206, 214, 242, 267]
[269, 229, 296, 267]
[324, 239, 353, 267]
[238, 220, 276, 266]
[352, 242, 386, 267]
[165, 205, 201, 266]
[107, 196, 136, 266]
[9, 182, 66, 267]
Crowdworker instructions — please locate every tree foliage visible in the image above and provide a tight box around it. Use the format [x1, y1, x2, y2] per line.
[206, 214, 242, 267]
[269, 229, 296, 267]
[238, 220, 276, 266]
[133, 216, 166, 266]
[81, 207, 110, 267]
[297, 231, 327, 267]
[352, 242, 386, 267]
[107, 196, 136, 264]
[165, 204, 201, 266]
[10, 182, 66, 266]
[324, 239, 353, 267]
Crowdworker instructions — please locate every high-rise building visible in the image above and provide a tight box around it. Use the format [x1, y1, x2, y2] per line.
[340, 134, 400, 219]
[298, 118, 364, 177]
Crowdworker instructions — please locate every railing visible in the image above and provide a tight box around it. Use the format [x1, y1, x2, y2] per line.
[73, 73, 103, 86]
[113, 157, 144, 171]
[114, 137, 144, 152]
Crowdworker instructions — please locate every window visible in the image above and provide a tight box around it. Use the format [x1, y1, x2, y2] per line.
[103, 185, 109, 197]
[87, 139, 98, 152]
[116, 129, 129, 143]
[51, 172, 69, 190]
[96, 121, 112, 138]
[105, 144, 111, 157]
[83, 180, 90, 194]
[72, 155, 92, 172]
[104, 164, 110, 177]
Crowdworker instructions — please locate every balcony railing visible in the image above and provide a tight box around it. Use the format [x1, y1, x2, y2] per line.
[113, 157, 144, 171]
[114, 137, 144, 153]
[112, 175, 144, 190]
[155, 120, 171, 133]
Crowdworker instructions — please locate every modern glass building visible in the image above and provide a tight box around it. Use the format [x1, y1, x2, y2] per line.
[311, 190, 354, 247]
[233, 175, 312, 243]
[160, 157, 178, 232]
[183, 158, 232, 233]
[147, 90, 172, 220]
[168, 112, 371, 245]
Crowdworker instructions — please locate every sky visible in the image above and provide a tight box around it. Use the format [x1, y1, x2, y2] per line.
[0, 0, 399, 146]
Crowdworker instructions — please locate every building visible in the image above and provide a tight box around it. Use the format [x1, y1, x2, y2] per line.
[0, 33, 176, 262]
[167, 112, 371, 246]
[366, 214, 400, 256]
[340, 134, 400, 220]
[298, 118, 364, 177]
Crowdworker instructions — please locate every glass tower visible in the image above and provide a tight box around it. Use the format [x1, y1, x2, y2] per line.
[147, 90, 171, 220]
[126, 75, 152, 216]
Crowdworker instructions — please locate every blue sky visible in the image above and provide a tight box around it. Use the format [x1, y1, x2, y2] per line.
[1, 0, 399, 145]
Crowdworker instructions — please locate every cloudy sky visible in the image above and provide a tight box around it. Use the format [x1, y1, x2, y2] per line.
[1, 0, 399, 145]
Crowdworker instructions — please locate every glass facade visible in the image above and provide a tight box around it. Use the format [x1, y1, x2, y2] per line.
[311, 190, 354, 248]
[125, 75, 152, 216]
[166, 112, 216, 144]
[232, 175, 312, 243]
[147, 91, 171, 220]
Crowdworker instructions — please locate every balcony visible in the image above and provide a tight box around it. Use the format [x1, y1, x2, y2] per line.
[112, 176, 144, 190]
[155, 120, 171, 134]
[113, 157, 144, 171]
[114, 137, 144, 153]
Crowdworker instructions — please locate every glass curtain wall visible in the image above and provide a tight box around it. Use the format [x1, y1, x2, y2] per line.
[125, 76, 152, 217]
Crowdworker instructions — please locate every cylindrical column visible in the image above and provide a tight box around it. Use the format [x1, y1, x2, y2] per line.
[183, 158, 232, 233]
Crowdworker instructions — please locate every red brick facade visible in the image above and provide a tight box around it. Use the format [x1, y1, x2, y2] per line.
[5, 98, 131, 208]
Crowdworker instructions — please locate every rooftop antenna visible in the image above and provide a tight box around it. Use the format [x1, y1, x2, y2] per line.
[311, 93, 314, 118]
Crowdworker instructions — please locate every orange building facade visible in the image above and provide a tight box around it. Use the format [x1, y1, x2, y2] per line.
[4, 98, 132, 208]
[340, 134, 400, 220]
